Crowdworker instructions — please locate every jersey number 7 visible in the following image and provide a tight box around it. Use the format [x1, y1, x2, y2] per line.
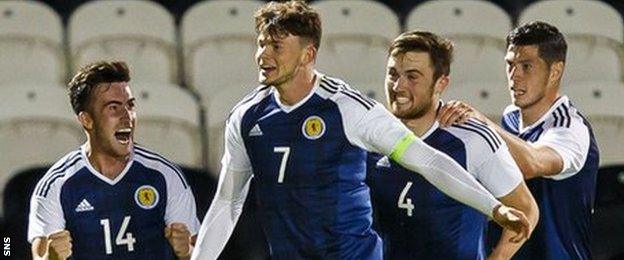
[274, 146, 290, 183]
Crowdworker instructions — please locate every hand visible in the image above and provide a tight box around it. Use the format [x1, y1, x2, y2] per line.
[492, 204, 531, 243]
[47, 230, 72, 260]
[165, 223, 192, 259]
[437, 100, 487, 127]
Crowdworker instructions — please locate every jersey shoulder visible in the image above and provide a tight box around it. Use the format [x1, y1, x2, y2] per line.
[133, 145, 190, 190]
[317, 74, 378, 112]
[228, 85, 273, 124]
[33, 149, 85, 198]
[446, 119, 504, 155]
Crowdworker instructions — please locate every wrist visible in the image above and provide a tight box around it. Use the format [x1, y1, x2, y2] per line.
[176, 244, 193, 260]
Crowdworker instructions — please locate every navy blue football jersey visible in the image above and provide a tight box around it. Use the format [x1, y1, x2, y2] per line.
[222, 73, 411, 259]
[368, 115, 522, 260]
[489, 96, 599, 259]
[29, 145, 199, 259]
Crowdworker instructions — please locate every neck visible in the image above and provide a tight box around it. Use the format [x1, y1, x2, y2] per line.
[275, 67, 316, 106]
[85, 139, 129, 180]
[521, 92, 561, 127]
[402, 102, 439, 137]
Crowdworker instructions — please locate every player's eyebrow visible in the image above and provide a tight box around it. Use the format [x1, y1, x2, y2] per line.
[405, 69, 424, 77]
[506, 58, 533, 64]
[103, 100, 122, 107]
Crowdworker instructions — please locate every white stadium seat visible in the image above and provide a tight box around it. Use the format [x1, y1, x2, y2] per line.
[407, 0, 512, 120]
[567, 81, 624, 166]
[131, 83, 202, 168]
[519, 0, 624, 85]
[69, 0, 177, 84]
[0, 1, 65, 85]
[182, 0, 263, 173]
[0, 83, 84, 213]
[313, 0, 400, 102]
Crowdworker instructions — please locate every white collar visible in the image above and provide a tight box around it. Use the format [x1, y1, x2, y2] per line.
[80, 143, 134, 185]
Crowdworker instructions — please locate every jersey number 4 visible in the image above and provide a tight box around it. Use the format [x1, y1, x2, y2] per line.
[398, 182, 414, 216]
[100, 216, 136, 255]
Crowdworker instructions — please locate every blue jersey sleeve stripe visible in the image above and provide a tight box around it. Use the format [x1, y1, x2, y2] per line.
[556, 107, 567, 128]
[320, 78, 339, 91]
[323, 77, 375, 107]
[40, 157, 83, 197]
[453, 125, 497, 153]
[340, 90, 372, 110]
[35, 154, 82, 196]
[34, 151, 80, 196]
[228, 85, 271, 121]
[562, 104, 572, 128]
[134, 147, 189, 189]
[319, 82, 337, 94]
[552, 110, 560, 127]
[466, 120, 502, 147]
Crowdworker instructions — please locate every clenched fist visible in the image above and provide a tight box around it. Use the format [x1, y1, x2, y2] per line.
[46, 230, 73, 260]
[165, 222, 192, 259]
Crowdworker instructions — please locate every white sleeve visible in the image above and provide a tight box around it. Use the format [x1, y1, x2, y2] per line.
[191, 117, 253, 260]
[534, 121, 590, 180]
[472, 144, 523, 198]
[396, 136, 501, 217]
[341, 102, 413, 155]
[338, 101, 501, 217]
[28, 178, 65, 243]
[164, 169, 200, 235]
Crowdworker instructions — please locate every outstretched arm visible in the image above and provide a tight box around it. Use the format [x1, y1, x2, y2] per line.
[191, 166, 252, 260]
[391, 134, 530, 240]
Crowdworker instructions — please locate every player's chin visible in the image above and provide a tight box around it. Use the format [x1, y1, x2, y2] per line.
[113, 138, 133, 153]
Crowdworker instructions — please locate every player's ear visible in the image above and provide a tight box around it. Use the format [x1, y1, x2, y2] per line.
[434, 75, 450, 95]
[78, 111, 94, 131]
[548, 61, 564, 85]
[302, 43, 317, 65]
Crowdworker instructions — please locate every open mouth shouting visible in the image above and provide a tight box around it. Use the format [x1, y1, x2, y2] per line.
[114, 127, 133, 145]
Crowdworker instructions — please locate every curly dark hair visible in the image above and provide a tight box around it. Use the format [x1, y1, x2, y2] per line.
[254, 0, 322, 49]
[68, 61, 130, 115]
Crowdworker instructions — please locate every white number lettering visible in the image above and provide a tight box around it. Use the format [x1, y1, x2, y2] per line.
[274, 146, 290, 183]
[100, 216, 136, 255]
[398, 182, 415, 216]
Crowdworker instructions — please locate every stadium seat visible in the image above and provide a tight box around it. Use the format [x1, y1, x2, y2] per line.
[566, 81, 624, 166]
[181, 0, 261, 94]
[181, 0, 263, 173]
[131, 83, 202, 168]
[68, 0, 177, 84]
[519, 0, 624, 86]
[0, 1, 65, 85]
[406, 0, 512, 120]
[0, 84, 83, 215]
[313, 0, 400, 102]
[592, 166, 624, 259]
[204, 84, 259, 174]
[2, 166, 48, 260]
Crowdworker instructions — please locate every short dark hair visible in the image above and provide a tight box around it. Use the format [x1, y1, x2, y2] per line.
[68, 61, 130, 115]
[389, 31, 453, 81]
[254, 0, 322, 50]
[507, 21, 567, 65]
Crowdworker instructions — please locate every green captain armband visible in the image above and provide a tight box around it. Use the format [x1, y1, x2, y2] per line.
[389, 133, 418, 162]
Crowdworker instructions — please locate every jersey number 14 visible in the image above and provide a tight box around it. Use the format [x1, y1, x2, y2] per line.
[100, 216, 136, 255]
